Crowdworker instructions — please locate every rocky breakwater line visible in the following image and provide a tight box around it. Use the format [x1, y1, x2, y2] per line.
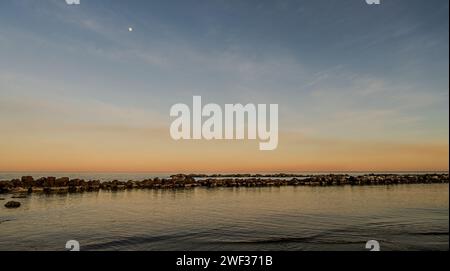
[0, 174, 448, 198]
[197, 174, 449, 187]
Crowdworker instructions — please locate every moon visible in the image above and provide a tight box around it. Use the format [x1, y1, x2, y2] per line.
[128, 27, 133, 32]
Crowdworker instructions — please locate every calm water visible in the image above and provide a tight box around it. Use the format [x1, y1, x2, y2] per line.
[0, 184, 448, 251]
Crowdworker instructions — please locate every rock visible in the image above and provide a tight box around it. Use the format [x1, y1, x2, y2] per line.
[0, 181, 12, 194]
[21, 176, 34, 182]
[21, 176, 34, 187]
[11, 179, 21, 187]
[126, 180, 135, 189]
[55, 177, 69, 187]
[348, 176, 358, 185]
[5, 201, 21, 208]
[68, 179, 84, 186]
[35, 177, 46, 187]
[44, 177, 56, 187]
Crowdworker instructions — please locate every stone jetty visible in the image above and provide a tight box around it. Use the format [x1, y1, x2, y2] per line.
[0, 174, 447, 196]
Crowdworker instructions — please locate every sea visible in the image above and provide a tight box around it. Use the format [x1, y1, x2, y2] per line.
[0, 172, 448, 251]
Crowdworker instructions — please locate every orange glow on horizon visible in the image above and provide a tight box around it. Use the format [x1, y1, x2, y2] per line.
[1, 133, 448, 173]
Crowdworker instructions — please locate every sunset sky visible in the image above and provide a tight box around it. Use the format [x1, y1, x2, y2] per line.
[0, 0, 448, 172]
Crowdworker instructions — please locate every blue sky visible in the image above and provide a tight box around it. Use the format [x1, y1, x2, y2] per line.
[0, 0, 448, 171]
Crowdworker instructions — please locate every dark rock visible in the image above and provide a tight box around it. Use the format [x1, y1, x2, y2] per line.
[55, 177, 69, 187]
[11, 179, 21, 187]
[126, 180, 135, 189]
[5, 201, 21, 208]
[21, 176, 34, 187]
[35, 177, 46, 187]
[0, 181, 12, 194]
[44, 177, 56, 187]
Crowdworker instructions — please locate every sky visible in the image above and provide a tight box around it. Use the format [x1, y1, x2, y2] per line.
[0, 0, 448, 172]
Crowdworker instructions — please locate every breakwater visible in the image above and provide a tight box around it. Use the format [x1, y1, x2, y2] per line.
[0, 174, 448, 195]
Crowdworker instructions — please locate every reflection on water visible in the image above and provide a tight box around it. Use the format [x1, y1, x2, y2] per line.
[0, 184, 448, 251]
